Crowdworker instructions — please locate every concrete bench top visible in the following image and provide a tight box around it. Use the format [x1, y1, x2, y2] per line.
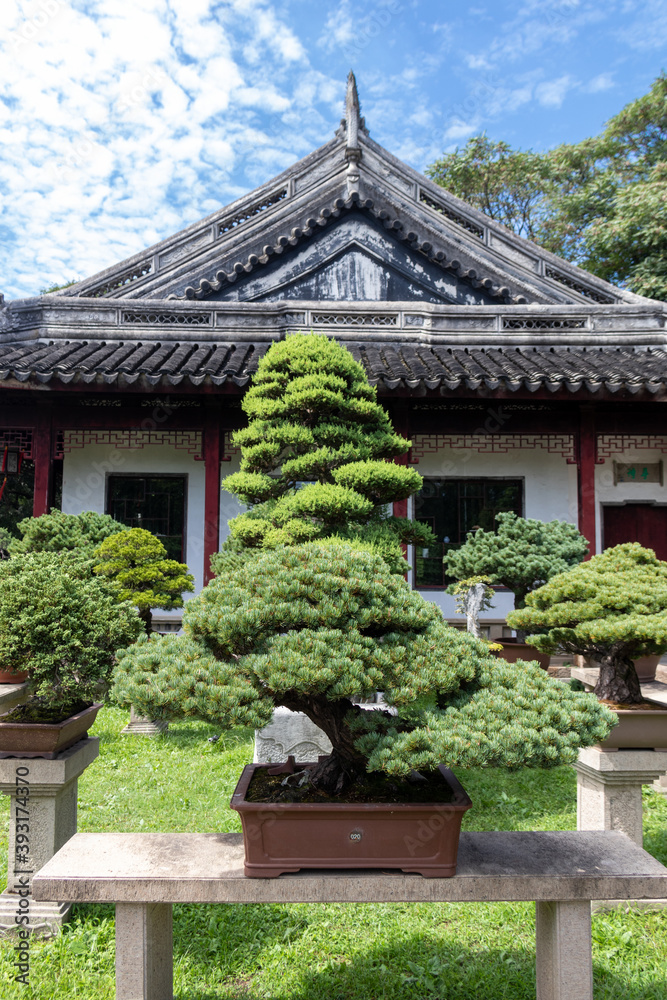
[33, 830, 667, 905]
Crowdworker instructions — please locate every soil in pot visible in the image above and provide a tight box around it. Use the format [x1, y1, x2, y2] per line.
[231, 761, 472, 879]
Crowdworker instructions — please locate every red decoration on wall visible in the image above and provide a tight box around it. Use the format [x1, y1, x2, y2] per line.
[0, 429, 33, 460]
[60, 429, 204, 460]
[597, 435, 667, 462]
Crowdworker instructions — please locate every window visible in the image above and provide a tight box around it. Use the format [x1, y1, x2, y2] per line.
[413, 478, 523, 588]
[106, 476, 187, 562]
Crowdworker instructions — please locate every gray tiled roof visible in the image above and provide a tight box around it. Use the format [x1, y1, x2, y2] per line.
[0, 339, 666, 393]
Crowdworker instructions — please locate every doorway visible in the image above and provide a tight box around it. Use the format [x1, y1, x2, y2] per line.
[603, 504, 667, 560]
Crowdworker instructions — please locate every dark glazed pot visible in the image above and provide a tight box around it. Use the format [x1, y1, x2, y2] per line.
[230, 762, 472, 879]
[494, 639, 551, 670]
[0, 702, 101, 759]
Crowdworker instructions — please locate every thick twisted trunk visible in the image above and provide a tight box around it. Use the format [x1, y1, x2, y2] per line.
[594, 653, 643, 705]
[278, 692, 367, 794]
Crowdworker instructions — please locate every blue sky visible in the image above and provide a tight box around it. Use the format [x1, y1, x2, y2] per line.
[1, 0, 665, 299]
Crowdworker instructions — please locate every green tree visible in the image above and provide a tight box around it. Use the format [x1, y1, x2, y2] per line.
[0, 552, 142, 719]
[444, 512, 588, 623]
[507, 543, 667, 706]
[216, 333, 434, 576]
[93, 528, 195, 633]
[426, 73, 667, 300]
[11, 509, 125, 557]
[113, 543, 614, 796]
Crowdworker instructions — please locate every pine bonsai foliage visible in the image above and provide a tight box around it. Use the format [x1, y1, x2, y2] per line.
[11, 509, 125, 557]
[217, 333, 434, 575]
[93, 528, 195, 633]
[113, 543, 614, 794]
[444, 512, 589, 609]
[0, 552, 142, 719]
[507, 543, 667, 705]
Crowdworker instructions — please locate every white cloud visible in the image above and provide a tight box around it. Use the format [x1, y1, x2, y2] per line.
[535, 74, 575, 108]
[585, 72, 615, 93]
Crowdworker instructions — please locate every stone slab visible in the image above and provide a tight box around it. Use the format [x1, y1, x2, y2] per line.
[0, 683, 28, 716]
[576, 747, 667, 778]
[33, 830, 667, 905]
[0, 737, 99, 788]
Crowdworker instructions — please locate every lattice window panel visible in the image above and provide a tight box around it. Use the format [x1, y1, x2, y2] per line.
[597, 435, 667, 462]
[410, 433, 576, 464]
[61, 429, 203, 459]
[502, 317, 587, 330]
[419, 192, 484, 239]
[218, 189, 288, 235]
[544, 267, 614, 305]
[82, 262, 153, 298]
[311, 312, 397, 327]
[122, 312, 211, 326]
[0, 429, 33, 459]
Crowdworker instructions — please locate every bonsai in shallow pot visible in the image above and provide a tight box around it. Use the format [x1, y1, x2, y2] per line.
[113, 542, 614, 876]
[444, 512, 589, 663]
[507, 543, 667, 747]
[0, 551, 143, 757]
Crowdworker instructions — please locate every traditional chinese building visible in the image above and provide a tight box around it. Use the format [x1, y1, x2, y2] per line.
[1, 74, 666, 626]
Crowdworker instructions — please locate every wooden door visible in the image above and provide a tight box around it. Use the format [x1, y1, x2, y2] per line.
[603, 504, 667, 560]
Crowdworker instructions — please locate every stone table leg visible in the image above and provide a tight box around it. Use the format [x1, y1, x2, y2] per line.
[116, 902, 173, 1000]
[0, 738, 99, 936]
[535, 900, 592, 1000]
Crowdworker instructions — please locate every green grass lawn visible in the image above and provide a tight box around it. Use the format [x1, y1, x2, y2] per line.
[0, 705, 666, 999]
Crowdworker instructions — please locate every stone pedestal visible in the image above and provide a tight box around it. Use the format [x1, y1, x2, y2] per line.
[0, 737, 99, 936]
[121, 706, 168, 738]
[575, 746, 667, 910]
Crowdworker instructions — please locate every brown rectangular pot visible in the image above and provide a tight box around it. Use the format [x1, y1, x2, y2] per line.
[494, 640, 550, 670]
[0, 703, 102, 759]
[230, 763, 472, 878]
[597, 707, 667, 751]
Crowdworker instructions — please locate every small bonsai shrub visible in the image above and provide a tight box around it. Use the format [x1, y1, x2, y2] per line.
[444, 512, 589, 610]
[508, 543, 667, 705]
[93, 528, 195, 633]
[0, 552, 142, 721]
[217, 332, 434, 575]
[113, 543, 614, 796]
[11, 509, 125, 557]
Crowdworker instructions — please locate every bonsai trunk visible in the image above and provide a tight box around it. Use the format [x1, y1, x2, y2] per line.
[279, 691, 369, 795]
[140, 608, 153, 635]
[594, 651, 643, 705]
[512, 589, 529, 643]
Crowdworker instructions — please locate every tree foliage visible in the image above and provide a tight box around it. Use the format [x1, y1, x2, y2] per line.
[426, 73, 667, 300]
[444, 512, 589, 609]
[113, 543, 614, 794]
[0, 552, 142, 719]
[11, 509, 125, 557]
[93, 528, 195, 632]
[507, 543, 667, 705]
[218, 333, 435, 575]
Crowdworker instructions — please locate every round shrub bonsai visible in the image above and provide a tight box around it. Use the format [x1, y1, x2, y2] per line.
[507, 543, 667, 705]
[214, 332, 434, 576]
[444, 512, 589, 610]
[93, 528, 195, 633]
[0, 552, 142, 721]
[11, 509, 125, 557]
[113, 543, 614, 796]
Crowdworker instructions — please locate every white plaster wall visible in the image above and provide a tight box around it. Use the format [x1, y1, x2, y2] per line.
[62, 444, 207, 601]
[595, 448, 667, 553]
[407, 447, 578, 622]
[220, 452, 245, 545]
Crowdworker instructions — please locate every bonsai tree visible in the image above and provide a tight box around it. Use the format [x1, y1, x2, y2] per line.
[449, 576, 495, 639]
[11, 509, 125, 557]
[0, 552, 142, 721]
[93, 528, 195, 633]
[507, 543, 667, 705]
[214, 332, 434, 576]
[113, 543, 614, 796]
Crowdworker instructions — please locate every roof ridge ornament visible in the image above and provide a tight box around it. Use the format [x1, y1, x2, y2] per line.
[344, 71, 364, 197]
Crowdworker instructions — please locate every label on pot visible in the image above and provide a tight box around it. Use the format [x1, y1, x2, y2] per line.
[349, 829, 362, 842]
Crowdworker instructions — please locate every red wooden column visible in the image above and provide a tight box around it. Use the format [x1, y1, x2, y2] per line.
[202, 413, 222, 586]
[32, 407, 54, 517]
[577, 407, 597, 556]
